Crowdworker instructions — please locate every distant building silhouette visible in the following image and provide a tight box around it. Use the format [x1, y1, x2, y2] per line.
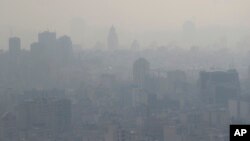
[57, 36, 73, 55]
[107, 26, 119, 50]
[38, 31, 57, 45]
[30, 42, 42, 55]
[9, 37, 21, 55]
[31, 31, 73, 61]
[30, 31, 57, 58]
[133, 58, 150, 88]
[199, 69, 240, 105]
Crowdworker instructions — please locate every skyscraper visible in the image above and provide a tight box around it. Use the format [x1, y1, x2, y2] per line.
[9, 37, 21, 55]
[57, 36, 73, 52]
[107, 26, 119, 50]
[133, 58, 150, 88]
[38, 31, 57, 47]
[199, 69, 240, 105]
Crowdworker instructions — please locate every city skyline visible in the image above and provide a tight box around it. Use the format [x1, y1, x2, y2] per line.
[0, 1, 250, 141]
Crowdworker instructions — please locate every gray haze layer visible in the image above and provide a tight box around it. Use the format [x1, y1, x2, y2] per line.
[0, 1, 250, 141]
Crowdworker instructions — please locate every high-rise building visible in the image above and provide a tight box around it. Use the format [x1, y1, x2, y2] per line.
[57, 36, 73, 53]
[107, 26, 119, 50]
[38, 31, 57, 45]
[133, 58, 150, 88]
[9, 37, 21, 55]
[199, 69, 240, 105]
[30, 42, 43, 56]
[33, 31, 57, 58]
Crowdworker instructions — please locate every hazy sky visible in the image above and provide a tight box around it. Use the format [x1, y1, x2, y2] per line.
[1, 0, 250, 32]
[0, 0, 250, 50]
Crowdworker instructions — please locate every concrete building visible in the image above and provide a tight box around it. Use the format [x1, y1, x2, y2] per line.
[199, 69, 240, 105]
[107, 26, 119, 50]
[133, 58, 150, 88]
[9, 37, 21, 55]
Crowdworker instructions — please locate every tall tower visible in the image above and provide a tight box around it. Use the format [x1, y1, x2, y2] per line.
[133, 58, 150, 88]
[107, 26, 119, 50]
